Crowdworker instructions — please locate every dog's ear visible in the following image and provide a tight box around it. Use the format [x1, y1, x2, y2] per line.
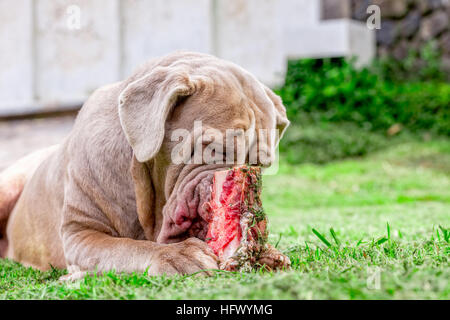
[263, 86, 290, 145]
[119, 66, 196, 162]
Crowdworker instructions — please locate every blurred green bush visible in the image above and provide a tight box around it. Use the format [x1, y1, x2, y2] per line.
[276, 54, 450, 164]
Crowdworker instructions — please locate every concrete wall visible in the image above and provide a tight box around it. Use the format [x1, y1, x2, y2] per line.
[0, 0, 34, 109]
[215, 0, 286, 86]
[121, 0, 212, 76]
[36, 0, 121, 103]
[0, 0, 375, 115]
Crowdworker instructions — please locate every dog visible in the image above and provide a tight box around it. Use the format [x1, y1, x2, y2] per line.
[0, 51, 289, 280]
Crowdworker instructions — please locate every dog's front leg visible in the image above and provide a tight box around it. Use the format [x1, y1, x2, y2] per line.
[61, 227, 218, 280]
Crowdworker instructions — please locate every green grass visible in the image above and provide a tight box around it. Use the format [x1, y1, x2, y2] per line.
[1, 139, 449, 299]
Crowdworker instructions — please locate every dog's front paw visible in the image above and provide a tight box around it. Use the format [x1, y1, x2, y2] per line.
[149, 238, 219, 276]
[59, 265, 88, 282]
[59, 271, 88, 282]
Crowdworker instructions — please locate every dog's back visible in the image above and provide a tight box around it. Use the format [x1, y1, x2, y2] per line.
[0, 145, 58, 257]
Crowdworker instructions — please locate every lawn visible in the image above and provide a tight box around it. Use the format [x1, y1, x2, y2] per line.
[0, 139, 449, 300]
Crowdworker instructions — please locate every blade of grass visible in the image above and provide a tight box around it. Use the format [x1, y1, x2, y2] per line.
[275, 233, 283, 248]
[312, 228, 332, 248]
[387, 222, 391, 240]
[439, 225, 449, 243]
[376, 237, 388, 245]
[330, 228, 341, 246]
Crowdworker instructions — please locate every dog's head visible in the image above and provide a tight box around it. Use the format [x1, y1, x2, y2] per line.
[118, 51, 289, 243]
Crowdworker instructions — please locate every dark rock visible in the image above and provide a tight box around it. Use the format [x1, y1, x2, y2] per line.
[373, 0, 409, 19]
[322, 0, 351, 20]
[410, 32, 424, 52]
[393, 40, 411, 60]
[377, 46, 390, 58]
[352, 0, 371, 21]
[400, 10, 422, 37]
[441, 54, 450, 80]
[418, 0, 445, 14]
[377, 20, 398, 46]
[420, 11, 449, 39]
[440, 31, 450, 53]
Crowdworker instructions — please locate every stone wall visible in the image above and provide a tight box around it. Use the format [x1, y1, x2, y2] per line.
[351, 0, 450, 66]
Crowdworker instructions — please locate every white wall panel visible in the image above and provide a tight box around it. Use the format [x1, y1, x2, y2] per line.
[0, 0, 33, 111]
[35, 0, 120, 103]
[216, 0, 286, 87]
[122, 0, 212, 77]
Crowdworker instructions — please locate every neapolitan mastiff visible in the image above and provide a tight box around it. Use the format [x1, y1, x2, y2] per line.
[0, 52, 289, 280]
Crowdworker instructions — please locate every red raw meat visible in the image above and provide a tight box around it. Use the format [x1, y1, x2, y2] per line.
[206, 166, 267, 271]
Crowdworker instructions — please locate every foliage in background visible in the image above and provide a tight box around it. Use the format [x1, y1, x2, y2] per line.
[373, 42, 448, 83]
[276, 47, 450, 164]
